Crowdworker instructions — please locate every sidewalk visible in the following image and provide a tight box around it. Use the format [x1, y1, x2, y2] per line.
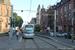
[35, 32, 75, 47]
[51, 36, 75, 46]
[0, 34, 21, 50]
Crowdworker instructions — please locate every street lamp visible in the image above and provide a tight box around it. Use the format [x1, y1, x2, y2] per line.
[13, 17, 16, 36]
[71, 11, 74, 43]
[70, 9, 75, 43]
[54, 10, 56, 37]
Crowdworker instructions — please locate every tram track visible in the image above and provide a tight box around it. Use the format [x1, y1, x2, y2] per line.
[32, 39, 40, 50]
[33, 37, 57, 50]
[22, 39, 26, 50]
[35, 35, 74, 47]
[22, 39, 40, 50]
[35, 36, 74, 50]
[35, 37, 57, 49]
[22, 36, 74, 50]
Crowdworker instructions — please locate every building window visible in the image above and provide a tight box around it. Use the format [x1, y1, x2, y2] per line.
[56, 10, 58, 15]
[61, 2, 63, 4]
[58, 26, 60, 30]
[56, 18, 58, 22]
[45, 10, 47, 12]
[66, 0, 67, 1]
[74, 12, 75, 19]
[60, 8, 62, 13]
[6, 24, 7, 28]
[58, 26, 62, 30]
[50, 6, 52, 9]
[60, 16, 62, 22]
[74, 0, 75, 8]
[68, 13, 71, 20]
[64, 15, 66, 21]
[37, 16, 39, 19]
[68, 25, 71, 31]
[6, 9, 8, 16]
[68, 3, 71, 10]
[64, 6, 66, 12]
[6, 18, 8, 28]
[64, 25, 66, 32]
[60, 26, 62, 30]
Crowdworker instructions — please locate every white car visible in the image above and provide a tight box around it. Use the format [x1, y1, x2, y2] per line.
[61, 33, 64, 37]
[56, 32, 61, 37]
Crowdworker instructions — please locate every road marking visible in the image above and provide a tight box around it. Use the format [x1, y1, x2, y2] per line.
[19, 37, 22, 42]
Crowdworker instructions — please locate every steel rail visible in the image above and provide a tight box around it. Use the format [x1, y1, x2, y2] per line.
[32, 39, 40, 50]
[36, 36, 74, 50]
[36, 35, 72, 48]
[22, 39, 26, 50]
[36, 37, 57, 48]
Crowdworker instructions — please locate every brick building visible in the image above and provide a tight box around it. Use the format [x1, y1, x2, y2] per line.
[30, 18, 36, 25]
[40, 5, 54, 32]
[53, 0, 75, 34]
[0, 0, 11, 33]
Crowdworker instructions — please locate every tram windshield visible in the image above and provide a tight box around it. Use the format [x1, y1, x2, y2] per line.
[25, 27, 33, 31]
[25, 25, 34, 32]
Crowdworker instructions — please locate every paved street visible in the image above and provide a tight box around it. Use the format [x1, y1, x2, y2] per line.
[0, 34, 75, 50]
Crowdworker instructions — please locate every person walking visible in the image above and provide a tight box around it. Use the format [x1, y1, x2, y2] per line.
[8, 31, 11, 44]
[16, 30, 19, 40]
[8, 31, 11, 40]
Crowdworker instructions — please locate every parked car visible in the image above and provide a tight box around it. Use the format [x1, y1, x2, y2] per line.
[61, 33, 64, 37]
[56, 32, 61, 37]
[64, 33, 72, 39]
[64, 33, 67, 38]
[56, 32, 64, 37]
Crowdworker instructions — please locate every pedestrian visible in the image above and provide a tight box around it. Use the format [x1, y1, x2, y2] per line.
[8, 31, 12, 40]
[8, 31, 10, 40]
[16, 30, 19, 40]
[8, 31, 11, 45]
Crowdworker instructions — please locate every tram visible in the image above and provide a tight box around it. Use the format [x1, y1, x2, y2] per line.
[22, 24, 34, 38]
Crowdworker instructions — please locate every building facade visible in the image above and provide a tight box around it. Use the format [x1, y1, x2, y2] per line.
[54, 0, 75, 34]
[36, 5, 41, 24]
[0, 0, 11, 33]
[40, 5, 54, 32]
[30, 18, 36, 25]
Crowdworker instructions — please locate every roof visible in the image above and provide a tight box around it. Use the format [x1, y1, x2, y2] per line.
[0, 0, 11, 5]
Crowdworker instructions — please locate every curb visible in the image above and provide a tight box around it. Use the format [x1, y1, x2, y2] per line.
[0, 32, 8, 37]
[36, 34, 58, 42]
[36, 34, 74, 48]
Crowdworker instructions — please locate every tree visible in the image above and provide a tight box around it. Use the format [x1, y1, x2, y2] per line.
[35, 24, 40, 32]
[13, 12, 23, 28]
[18, 16, 23, 28]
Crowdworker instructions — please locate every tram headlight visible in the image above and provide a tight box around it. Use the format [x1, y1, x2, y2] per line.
[25, 34, 28, 36]
[31, 33, 34, 36]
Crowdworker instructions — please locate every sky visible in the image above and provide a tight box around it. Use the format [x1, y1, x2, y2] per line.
[10, 0, 61, 24]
